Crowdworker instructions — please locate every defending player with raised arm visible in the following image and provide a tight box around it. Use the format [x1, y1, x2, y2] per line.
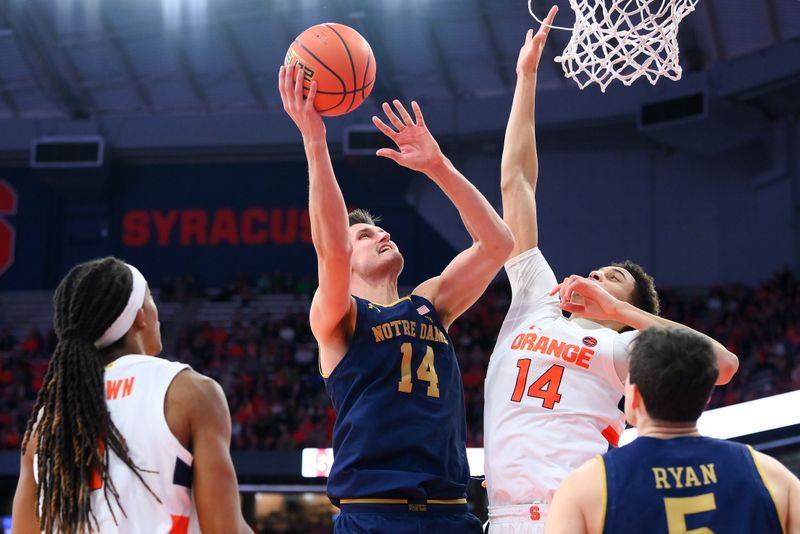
[279, 64, 513, 533]
[546, 327, 799, 534]
[482, 6, 739, 533]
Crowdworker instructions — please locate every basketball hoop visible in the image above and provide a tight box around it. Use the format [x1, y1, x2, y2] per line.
[529, 0, 698, 92]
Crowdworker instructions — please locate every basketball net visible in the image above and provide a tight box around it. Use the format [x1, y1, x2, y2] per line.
[530, 0, 698, 92]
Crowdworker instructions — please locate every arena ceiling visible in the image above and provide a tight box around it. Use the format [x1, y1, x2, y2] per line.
[0, 0, 798, 151]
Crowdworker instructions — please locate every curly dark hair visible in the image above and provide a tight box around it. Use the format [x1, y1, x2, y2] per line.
[611, 260, 660, 316]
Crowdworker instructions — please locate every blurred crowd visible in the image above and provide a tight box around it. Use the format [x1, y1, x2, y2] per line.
[1, 269, 799, 450]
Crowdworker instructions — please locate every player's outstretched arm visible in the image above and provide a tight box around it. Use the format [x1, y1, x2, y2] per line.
[373, 100, 514, 328]
[278, 65, 354, 357]
[177, 370, 253, 534]
[545, 457, 602, 534]
[10, 435, 39, 534]
[500, 6, 557, 258]
[551, 276, 739, 384]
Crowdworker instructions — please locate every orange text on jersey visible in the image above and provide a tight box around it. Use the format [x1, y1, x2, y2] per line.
[509, 332, 594, 369]
[106, 376, 135, 400]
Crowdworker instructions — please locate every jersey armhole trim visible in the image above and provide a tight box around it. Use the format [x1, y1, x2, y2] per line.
[605, 332, 631, 393]
[318, 359, 330, 379]
[321, 296, 362, 382]
[598, 454, 608, 534]
[747, 445, 786, 534]
[158, 365, 194, 465]
[503, 246, 541, 271]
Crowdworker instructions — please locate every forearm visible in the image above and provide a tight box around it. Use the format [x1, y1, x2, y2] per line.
[501, 73, 538, 189]
[614, 301, 739, 384]
[426, 156, 513, 253]
[305, 138, 351, 258]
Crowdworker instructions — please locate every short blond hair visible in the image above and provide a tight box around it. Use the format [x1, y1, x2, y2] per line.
[348, 209, 381, 226]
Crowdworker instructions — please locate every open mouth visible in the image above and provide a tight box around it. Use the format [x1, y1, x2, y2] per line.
[378, 245, 391, 254]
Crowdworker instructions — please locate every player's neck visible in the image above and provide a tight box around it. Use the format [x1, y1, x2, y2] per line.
[636, 418, 700, 439]
[570, 314, 626, 332]
[103, 338, 149, 366]
[351, 276, 400, 305]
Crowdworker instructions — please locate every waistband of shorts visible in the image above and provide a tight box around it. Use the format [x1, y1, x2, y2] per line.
[339, 498, 468, 515]
[488, 502, 549, 522]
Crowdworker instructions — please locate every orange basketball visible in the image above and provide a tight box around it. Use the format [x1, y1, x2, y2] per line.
[284, 23, 376, 117]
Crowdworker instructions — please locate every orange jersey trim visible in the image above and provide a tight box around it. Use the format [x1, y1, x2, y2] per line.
[170, 515, 190, 534]
[602, 425, 620, 448]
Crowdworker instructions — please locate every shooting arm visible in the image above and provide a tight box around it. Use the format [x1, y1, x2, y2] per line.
[415, 156, 514, 327]
[278, 64, 354, 344]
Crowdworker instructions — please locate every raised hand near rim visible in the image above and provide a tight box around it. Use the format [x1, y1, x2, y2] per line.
[517, 5, 558, 76]
[548, 275, 622, 322]
[371, 100, 444, 174]
[278, 64, 325, 140]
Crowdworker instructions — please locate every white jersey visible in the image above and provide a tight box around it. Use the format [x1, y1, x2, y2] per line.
[484, 248, 637, 506]
[36, 355, 200, 534]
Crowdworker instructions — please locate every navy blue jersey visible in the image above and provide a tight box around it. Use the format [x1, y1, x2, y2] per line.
[324, 295, 470, 504]
[602, 436, 783, 533]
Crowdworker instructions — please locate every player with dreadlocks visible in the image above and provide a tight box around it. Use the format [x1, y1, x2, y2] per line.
[11, 257, 252, 534]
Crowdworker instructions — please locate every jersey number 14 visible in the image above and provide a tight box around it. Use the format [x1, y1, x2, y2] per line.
[397, 342, 440, 398]
[511, 360, 564, 409]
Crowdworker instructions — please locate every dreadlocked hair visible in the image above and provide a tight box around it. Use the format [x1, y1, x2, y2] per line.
[21, 257, 160, 534]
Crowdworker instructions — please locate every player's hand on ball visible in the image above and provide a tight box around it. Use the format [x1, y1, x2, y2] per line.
[517, 5, 558, 76]
[549, 275, 622, 321]
[279, 64, 325, 140]
[372, 100, 444, 174]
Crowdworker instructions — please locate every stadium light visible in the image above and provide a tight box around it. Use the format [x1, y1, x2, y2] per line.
[619, 390, 800, 446]
[162, 0, 206, 30]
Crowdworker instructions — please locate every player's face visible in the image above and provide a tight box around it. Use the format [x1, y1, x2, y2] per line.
[349, 223, 404, 276]
[589, 266, 636, 304]
[141, 286, 163, 356]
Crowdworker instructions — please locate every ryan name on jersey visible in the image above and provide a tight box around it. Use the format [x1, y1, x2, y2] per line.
[652, 464, 717, 490]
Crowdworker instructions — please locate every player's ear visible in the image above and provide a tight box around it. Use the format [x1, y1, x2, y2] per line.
[629, 383, 643, 410]
[132, 307, 147, 330]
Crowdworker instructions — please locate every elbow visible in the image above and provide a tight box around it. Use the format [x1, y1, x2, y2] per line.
[482, 226, 515, 262]
[716, 351, 739, 385]
[499, 228, 516, 258]
[500, 167, 523, 192]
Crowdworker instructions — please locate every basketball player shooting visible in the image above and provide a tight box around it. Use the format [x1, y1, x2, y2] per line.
[278, 64, 513, 533]
[481, 6, 740, 532]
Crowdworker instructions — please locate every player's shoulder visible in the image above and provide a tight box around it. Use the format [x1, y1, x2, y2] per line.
[560, 455, 604, 493]
[752, 449, 800, 489]
[169, 369, 227, 411]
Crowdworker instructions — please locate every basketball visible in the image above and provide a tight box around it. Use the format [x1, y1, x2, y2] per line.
[284, 23, 376, 117]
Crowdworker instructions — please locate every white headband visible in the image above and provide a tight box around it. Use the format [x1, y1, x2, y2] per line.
[94, 264, 147, 349]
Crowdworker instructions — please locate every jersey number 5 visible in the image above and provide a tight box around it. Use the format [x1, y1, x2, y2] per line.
[511, 360, 564, 409]
[398, 342, 439, 398]
[664, 493, 717, 533]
